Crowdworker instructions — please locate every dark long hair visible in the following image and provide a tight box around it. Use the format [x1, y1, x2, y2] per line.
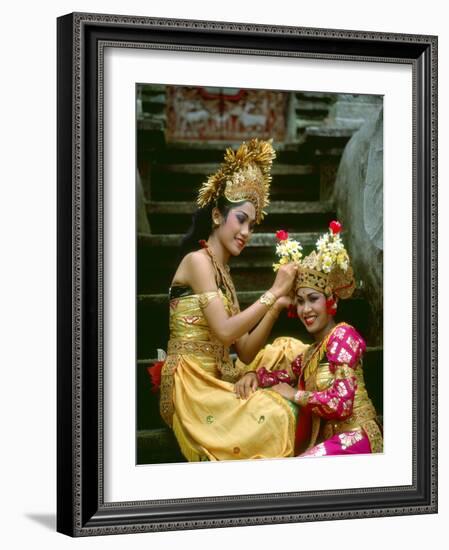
[178, 196, 249, 262]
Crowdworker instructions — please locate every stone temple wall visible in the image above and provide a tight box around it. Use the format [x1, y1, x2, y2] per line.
[333, 106, 383, 345]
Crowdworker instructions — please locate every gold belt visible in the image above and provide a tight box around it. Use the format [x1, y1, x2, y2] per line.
[167, 338, 229, 362]
[322, 404, 378, 439]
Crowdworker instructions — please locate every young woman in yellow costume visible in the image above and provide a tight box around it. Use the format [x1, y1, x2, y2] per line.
[159, 139, 306, 461]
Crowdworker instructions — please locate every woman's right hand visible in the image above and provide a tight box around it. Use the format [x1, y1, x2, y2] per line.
[271, 263, 298, 298]
[234, 372, 258, 399]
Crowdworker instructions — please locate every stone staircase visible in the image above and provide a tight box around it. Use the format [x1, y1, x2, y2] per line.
[136, 88, 383, 464]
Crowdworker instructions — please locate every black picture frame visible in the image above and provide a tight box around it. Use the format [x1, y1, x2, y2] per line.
[57, 12, 438, 537]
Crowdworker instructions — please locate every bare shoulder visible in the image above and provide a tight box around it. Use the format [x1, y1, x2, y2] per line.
[173, 250, 216, 292]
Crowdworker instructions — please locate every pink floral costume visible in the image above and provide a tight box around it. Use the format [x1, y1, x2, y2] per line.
[257, 323, 383, 457]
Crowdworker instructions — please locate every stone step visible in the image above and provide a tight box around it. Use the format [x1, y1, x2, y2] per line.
[152, 184, 321, 204]
[137, 428, 185, 464]
[161, 141, 306, 152]
[145, 201, 336, 235]
[137, 118, 165, 131]
[295, 100, 331, 113]
[151, 162, 316, 176]
[148, 168, 321, 202]
[144, 141, 329, 167]
[146, 199, 334, 215]
[305, 127, 357, 138]
[296, 126, 355, 150]
[137, 287, 366, 307]
[138, 231, 321, 248]
[294, 91, 336, 101]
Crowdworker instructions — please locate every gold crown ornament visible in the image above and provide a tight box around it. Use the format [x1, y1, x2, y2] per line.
[196, 138, 276, 224]
[295, 220, 355, 299]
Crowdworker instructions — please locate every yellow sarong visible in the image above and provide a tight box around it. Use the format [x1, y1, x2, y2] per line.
[160, 290, 305, 461]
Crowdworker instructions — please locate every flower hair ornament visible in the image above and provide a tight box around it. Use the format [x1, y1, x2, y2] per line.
[196, 138, 276, 224]
[295, 220, 356, 300]
[273, 230, 302, 318]
[273, 230, 303, 271]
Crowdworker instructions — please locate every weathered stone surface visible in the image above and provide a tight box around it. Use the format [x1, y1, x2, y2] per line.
[333, 107, 383, 345]
[327, 94, 383, 130]
[137, 170, 150, 234]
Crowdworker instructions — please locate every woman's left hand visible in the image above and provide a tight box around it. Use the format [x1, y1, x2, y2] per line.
[275, 295, 294, 310]
[271, 382, 296, 401]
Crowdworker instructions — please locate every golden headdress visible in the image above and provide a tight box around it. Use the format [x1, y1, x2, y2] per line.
[295, 221, 355, 299]
[196, 138, 276, 224]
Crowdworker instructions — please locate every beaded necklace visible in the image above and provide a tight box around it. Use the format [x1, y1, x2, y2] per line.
[302, 322, 347, 381]
[200, 241, 240, 315]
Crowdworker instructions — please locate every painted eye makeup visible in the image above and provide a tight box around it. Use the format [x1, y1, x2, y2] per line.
[236, 212, 255, 230]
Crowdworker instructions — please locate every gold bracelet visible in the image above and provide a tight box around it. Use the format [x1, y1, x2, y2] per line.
[259, 291, 276, 309]
[293, 390, 310, 406]
[293, 390, 302, 404]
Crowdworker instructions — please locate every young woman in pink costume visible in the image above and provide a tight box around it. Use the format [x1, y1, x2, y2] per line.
[241, 221, 383, 456]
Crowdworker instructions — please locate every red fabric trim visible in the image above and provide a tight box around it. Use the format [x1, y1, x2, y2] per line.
[146, 361, 165, 393]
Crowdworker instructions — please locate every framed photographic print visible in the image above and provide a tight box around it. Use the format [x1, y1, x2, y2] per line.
[57, 12, 437, 536]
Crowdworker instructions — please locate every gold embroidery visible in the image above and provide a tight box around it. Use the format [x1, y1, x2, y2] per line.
[167, 338, 242, 383]
[182, 316, 201, 325]
[334, 364, 354, 380]
[301, 323, 348, 382]
[321, 403, 381, 441]
[159, 355, 181, 427]
[168, 338, 228, 361]
[362, 419, 383, 453]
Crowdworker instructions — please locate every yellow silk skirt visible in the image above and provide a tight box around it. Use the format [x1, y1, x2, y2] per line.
[170, 337, 306, 461]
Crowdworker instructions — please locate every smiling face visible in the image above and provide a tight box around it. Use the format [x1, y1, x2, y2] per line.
[213, 201, 256, 258]
[296, 287, 335, 341]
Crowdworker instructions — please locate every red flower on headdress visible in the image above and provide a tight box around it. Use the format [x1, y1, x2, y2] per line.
[275, 229, 289, 242]
[326, 297, 338, 316]
[329, 220, 342, 234]
[198, 239, 208, 249]
[287, 304, 298, 318]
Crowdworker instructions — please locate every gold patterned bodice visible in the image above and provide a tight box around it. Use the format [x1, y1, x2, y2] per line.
[169, 292, 217, 343]
[307, 360, 372, 416]
[304, 358, 383, 453]
[167, 286, 241, 381]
